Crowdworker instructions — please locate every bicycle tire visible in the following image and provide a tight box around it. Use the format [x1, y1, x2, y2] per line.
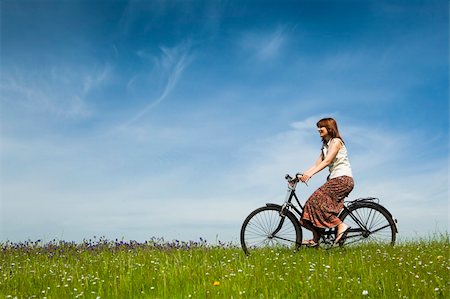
[339, 202, 396, 246]
[240, 205, 302, 255]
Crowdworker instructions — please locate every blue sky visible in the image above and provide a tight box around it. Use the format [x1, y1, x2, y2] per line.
[1, 0, 448, 243]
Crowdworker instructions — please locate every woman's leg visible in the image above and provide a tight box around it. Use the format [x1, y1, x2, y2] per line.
[334, 222, 350, 243]
[300, 219, 321, 243]
[301, 177, 354, 244]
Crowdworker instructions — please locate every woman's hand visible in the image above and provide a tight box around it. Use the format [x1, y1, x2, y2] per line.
[298, 173, 311, 183]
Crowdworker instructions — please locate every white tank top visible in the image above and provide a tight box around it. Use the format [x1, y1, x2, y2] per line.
[322, 138, 353, 179]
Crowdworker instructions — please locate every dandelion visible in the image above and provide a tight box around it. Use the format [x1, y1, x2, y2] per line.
[362, 290, 369, 296]
[213, 281, 220, 286]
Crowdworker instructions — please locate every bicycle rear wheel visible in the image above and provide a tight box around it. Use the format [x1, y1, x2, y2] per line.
[240, 205, 302, 255]
[339, 202, 397, 246]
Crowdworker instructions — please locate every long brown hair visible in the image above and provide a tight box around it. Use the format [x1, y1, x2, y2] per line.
[316, 117, 344, 144]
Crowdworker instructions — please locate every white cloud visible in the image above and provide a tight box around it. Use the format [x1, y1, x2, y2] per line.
[1, 64, 111, 120]
[123, 42, 193, 126]
[290, 115, 329, 130]
[238, 25, 291, 61]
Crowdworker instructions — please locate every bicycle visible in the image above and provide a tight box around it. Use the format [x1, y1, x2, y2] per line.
[240, 174, 398, 255]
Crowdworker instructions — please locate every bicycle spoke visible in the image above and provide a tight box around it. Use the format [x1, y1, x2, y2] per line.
[340, 203, 396, 246]
[241, 206, 301, 254]
[272, 235, 299, 244]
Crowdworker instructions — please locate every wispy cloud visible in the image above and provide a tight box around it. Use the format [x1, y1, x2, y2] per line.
[238, 25, 292, 60]
[81, 64, 111, 95]
[290, 115, 328, 130]
[122, 42, 193, 126]
[1, 64, 111, 120]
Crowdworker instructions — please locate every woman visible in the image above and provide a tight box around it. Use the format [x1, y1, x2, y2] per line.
[297, 117, 354, 246]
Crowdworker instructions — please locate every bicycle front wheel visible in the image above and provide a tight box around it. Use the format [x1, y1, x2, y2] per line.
[339, 202, 397, 246]
[240, 205, 302, 255]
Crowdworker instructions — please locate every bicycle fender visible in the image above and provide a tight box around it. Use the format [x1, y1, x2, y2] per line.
[265, 203, 282, 209]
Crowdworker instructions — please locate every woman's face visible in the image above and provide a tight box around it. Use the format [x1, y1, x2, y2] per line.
[317, 126, 328, 138]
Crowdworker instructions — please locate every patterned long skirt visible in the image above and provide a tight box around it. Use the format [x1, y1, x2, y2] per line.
[301, 176, 354, 229]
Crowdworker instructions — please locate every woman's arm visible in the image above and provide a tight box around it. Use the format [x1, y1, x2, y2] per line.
[299, 139, 342, 182]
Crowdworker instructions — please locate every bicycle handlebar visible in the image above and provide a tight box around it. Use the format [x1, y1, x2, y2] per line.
[285, 174, 294, 181]
[285, 173, 308, 186]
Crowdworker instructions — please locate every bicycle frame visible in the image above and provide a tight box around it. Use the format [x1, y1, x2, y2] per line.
[279, 183, 304, 218]
[276, 182, 339, 243]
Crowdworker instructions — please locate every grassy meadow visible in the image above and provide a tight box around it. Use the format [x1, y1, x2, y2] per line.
[1, 236, 448, 299]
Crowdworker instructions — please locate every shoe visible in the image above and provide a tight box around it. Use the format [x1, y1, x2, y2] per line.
[301, 239, 319, 247]
[334, 225, 350, 244]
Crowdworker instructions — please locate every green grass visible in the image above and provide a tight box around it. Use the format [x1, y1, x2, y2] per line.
[1, 236, 449, 298]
